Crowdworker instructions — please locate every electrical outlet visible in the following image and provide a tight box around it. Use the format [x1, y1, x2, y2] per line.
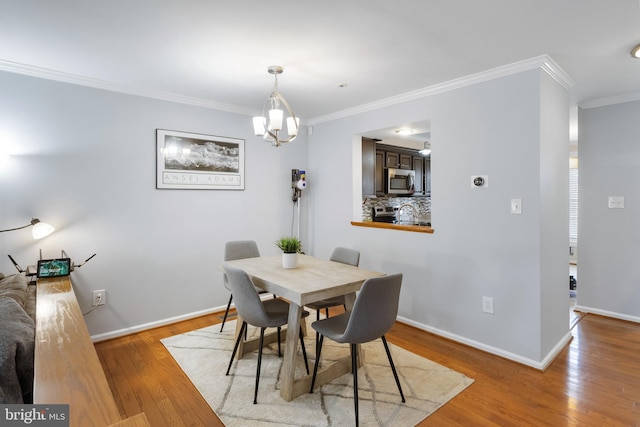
[93, 290, 106, 307]
[482, 296, 494, 314]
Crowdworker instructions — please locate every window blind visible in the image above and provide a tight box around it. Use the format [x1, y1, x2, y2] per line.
[569, 167, 578, 246]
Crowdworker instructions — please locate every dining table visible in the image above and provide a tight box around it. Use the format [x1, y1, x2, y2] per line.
[221, 253, 384, 401]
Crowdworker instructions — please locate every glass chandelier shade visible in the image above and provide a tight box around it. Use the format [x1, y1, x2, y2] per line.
[252, 66, 299, 147]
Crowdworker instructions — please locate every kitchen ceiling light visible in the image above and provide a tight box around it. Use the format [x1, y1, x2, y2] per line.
[395, 128, 414, 136]
[419, 141, 431, 156]
[631, 44, 640, 59]
[252, 65, 299, 147]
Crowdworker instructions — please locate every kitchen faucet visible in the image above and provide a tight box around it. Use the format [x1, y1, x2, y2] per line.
[396, 203, 419, 224]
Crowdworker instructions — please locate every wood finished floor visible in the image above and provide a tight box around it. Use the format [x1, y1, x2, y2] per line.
[95, 309, 640, 426]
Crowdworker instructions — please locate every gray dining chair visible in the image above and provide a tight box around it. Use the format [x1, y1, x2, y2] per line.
[223, 264, 310, 404]
[220, 240, 270, 332]
[305, 247, 360, 349]
[306, 247, 360, 319]
[309, 273, 405, 427]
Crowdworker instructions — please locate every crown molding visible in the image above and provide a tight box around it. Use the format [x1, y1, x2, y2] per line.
[579, 92, 640, 109]
[1, 55, 581, 123]
[0, 59, 255, 116]
[308, 55, 574, 125]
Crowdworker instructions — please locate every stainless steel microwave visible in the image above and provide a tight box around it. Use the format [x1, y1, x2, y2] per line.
[386, 168, 415, 195]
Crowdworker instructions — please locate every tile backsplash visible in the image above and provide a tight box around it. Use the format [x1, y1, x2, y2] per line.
[361, 196, 431, 222]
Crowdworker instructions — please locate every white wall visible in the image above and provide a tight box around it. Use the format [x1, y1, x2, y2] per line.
[0, 71, 308, 338]
[308, 68, 570, 365]
[0, 64, 573, 366]
[577, 101, 640, 321]
[539, 72, 571, 357]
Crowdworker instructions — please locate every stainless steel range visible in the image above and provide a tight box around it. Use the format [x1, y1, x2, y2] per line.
[372, 206, 398, 223]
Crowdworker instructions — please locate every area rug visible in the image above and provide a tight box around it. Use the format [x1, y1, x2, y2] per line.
[161, 319, 473, 426]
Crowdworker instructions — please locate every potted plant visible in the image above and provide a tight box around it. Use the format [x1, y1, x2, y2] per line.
[275, 236, 302, 269]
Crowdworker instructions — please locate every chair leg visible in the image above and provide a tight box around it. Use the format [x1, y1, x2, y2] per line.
[351, 343, 359, 427]
[220, 294, 233, 332]
[298, 327, 309, 374]
[310, 334, 324, 393]
[381, 335, 406, 403]
[226, 321, 246, 375]
[254, 327, 266, 404]
[277, 327, 282, 357]
[315, 309, 321, 352]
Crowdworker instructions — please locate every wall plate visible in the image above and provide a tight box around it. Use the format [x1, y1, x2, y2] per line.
[511, 198, 522, 214]
[608, 196, 624, 209]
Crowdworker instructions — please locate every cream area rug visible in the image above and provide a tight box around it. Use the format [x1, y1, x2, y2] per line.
[161, 318, 473, 426]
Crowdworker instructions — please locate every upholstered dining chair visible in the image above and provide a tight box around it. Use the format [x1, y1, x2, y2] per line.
[309, 273, 405, 427]
[306, 247, 360, 318]
[220, 240, 269, 332]
[223, 264, 310, 404]
[305, 247, 360, 348]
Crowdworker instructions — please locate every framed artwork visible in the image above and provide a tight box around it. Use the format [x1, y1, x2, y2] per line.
[156, 129, 245, 190]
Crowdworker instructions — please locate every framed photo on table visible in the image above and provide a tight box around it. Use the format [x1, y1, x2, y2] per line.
[156, 129, 245, 190]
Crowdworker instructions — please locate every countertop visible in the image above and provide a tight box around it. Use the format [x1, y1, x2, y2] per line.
[351, 221, 434, 233]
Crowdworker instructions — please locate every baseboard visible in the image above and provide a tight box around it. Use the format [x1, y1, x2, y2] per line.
[90, 306, 224, 342]
[396, 315, 572, 370]
[91, 303, 575, 369]
[573, 305, 640, 324]
[90, 295, 269, 343]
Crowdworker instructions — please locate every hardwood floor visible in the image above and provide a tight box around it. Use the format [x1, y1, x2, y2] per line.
[95, 310, 640, 426]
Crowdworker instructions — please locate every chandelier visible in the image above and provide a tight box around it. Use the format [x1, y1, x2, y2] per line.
[252, 65, 299, 147]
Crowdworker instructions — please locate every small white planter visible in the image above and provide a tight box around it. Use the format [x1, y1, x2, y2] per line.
[282, 252, 298, 269]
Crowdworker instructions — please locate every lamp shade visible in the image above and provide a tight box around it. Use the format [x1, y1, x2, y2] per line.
[0, 218, 55, 239]
[32, 220, 55, 239]
[287, 117, 299, 136]
[253, 117, 266, 136]
[269, 109, 283, 130]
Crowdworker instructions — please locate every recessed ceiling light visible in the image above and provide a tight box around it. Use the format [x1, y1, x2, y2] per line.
[395, 128, 414, 136]
[338, 83, 348, 88]
[631, 44, 640, 59]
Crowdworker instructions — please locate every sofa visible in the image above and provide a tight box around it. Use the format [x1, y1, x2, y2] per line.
[0, 272, 36, 404]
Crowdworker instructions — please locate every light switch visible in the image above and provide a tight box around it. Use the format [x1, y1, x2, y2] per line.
[608, 196, 624, 209]
[510, 198, 522, 215]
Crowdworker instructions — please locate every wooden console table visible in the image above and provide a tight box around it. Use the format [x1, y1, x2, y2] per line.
[34, 276, 149, 427]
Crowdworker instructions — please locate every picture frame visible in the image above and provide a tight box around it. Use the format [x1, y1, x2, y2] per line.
[156, 129, 245, 190]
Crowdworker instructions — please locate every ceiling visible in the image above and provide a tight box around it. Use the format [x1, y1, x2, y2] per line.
[1, 1, 639, 126]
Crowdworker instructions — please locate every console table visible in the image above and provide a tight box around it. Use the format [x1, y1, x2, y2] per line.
[34, 276, 149, 427]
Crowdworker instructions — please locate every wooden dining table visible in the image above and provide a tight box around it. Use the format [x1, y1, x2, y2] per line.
[222, 253, 384, 401]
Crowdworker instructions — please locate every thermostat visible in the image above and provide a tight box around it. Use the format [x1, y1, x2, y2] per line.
[470, 175, 488, 188]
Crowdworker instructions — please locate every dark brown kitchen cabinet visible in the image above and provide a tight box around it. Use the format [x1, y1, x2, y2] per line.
[375, 151, 385, 195]
[412, 156, 424, 194]
[424, 158, 431, 195]
[385, 151, 399, 168]
[362, 137, 377, 197]
[400, 153, 412, 169]
[366, 142, 430, 196]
